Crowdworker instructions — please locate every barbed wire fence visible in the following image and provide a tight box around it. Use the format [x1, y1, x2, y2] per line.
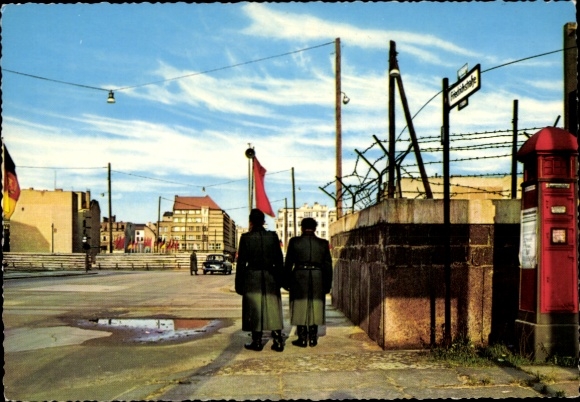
[320, 126, 547, 214]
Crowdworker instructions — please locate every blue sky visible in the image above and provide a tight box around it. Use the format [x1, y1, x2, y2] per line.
[1, 2, 575, 228]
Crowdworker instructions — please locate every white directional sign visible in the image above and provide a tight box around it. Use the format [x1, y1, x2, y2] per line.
[448, 64, 481, 109]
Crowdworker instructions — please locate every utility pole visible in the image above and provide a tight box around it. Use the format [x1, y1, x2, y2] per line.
[388, 41, 396, 198]
[335, 38, 343, 218]
[157, 196, 161, 253]
[108, 162, 113, 254]
[511, 100, 519, 199]
[563, 22, 577, 136]
[292, 167, 297, 234]
[284, 198, 288, 252]
[442, 78, 451, 346]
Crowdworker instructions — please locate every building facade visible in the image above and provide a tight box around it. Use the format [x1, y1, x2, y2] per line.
[157, 195, 237, 255]
[275, 202, 336, 251]
[7, 188, 101, 258]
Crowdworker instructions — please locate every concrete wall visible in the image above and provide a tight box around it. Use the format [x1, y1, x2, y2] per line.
[329, 199, 521, 349]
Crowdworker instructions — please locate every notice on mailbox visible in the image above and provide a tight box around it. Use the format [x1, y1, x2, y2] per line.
[448, 64, 481, 109]
[519, 207, 538, 269]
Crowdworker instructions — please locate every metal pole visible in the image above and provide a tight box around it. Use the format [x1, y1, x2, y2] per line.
[248, 152, 252, 214]
[108, 163, 113, 254]
[292, 167, 297, 234]
[395, 71, 433, 198]
[284, 198, 288, 252]
[335, 38, 343, 218]
[511, 100, 519, 199]
[355, 149, 383, 203]
[251, 156, 254, 211]
[442, 78, 451, 346]
[388, 41, 396, 199]
[157, 196, 161, 253]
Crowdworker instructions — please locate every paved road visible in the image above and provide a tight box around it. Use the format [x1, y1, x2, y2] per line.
[4, 270, 576, 400]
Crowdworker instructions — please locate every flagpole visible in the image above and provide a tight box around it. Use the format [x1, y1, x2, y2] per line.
[291, 167, 297, 233]
[108, 163, 113, 253]
[2, 143, 6, 252]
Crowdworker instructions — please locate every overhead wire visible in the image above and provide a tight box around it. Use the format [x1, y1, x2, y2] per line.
[1, 41, 335, 94]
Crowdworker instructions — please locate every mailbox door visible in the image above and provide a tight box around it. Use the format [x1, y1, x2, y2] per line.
[539, 185, 578, 313]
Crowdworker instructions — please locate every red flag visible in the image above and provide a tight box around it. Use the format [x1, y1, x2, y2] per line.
[3, 146, 21, 219]
[253, 157, 275, 217]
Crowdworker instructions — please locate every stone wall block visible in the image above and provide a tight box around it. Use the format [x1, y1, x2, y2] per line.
[467, 246, 494, 267]
[330, 199, 520, 349]
[469, 224, 493, 245]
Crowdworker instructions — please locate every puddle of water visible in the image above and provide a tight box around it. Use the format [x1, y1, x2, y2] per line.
[89, 318, 218, 342]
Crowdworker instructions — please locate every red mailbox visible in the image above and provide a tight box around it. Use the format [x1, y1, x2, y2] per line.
[515, 126, 578, 360]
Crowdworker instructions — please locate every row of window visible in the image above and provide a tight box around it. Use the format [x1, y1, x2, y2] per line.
[275, 221, 327, 229]
[172, 226, 208, 232]
[278, 211, 328, 219]
[173, 217, 207, 223]
[276, 231, 327, 239]
[174, 209, 206, 215]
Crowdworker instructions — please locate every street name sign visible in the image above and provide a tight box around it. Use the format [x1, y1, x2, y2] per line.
[448, 64, 481, 110]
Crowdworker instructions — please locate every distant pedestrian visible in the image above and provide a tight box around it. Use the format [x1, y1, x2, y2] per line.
[235, 209, 285, 352]
[284, 217, 332, 347]
[190, 251, 198, 275]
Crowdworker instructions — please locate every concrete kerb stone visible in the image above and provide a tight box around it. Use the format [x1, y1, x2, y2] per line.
[3, 270, 98, 280]
[519, 365, 579, 397]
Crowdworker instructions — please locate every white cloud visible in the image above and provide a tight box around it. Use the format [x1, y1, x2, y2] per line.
[241, 3, 488, 66]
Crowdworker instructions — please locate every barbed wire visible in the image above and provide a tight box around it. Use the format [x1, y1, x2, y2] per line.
[322, 124, 542, 212]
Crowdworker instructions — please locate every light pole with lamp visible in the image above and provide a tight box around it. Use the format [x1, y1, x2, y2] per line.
[245, 145, 256, 215]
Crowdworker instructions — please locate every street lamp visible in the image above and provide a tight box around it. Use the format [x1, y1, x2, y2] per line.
[245, 145, 255, 214]
[107, 90, 116, 104]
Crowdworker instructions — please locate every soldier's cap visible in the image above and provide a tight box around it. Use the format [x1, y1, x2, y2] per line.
[249, 208, 265, 225]
[301, 217, 317, 230]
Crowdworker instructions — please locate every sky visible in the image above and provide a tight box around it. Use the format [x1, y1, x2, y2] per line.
[1, 2, 576, 229]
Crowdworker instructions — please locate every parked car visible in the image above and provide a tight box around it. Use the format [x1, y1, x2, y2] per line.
[202, 254, 233, 275]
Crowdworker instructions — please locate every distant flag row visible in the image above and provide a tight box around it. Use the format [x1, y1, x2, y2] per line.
[112, 236, 180, 252]
[3, 145, 21, 220]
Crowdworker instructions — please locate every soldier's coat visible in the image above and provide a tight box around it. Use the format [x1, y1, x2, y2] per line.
[284, 232, 333, 326]
[235, 228, 284, 332]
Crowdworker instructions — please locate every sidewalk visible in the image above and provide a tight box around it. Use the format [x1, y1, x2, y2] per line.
[151, 304, 578, 400]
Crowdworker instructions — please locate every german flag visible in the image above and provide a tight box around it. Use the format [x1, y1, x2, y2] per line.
[3, 146, 21, 219]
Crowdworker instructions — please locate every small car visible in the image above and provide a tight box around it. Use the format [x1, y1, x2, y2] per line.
[202, 254, 233, 275]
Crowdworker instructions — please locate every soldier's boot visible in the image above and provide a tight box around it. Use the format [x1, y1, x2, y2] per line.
[291, 326, 308, 348]
[271, 330, 285, 352]
[244, 331, 264, 351]
[308, 325, 318, 347]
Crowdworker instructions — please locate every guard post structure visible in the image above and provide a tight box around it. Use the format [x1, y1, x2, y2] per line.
[515, 126, 579, 361]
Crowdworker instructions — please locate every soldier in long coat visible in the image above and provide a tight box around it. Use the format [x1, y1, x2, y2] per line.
[235, 209, 285, 352]
[284, 217, 333, 347]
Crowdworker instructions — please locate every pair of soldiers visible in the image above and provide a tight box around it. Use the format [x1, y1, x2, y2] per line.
[235, 209, 333, 352]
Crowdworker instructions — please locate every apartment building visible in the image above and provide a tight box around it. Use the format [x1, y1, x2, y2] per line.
[275, 202, 336, 250]
[157, 195, 237, 255]
[7, 188, 100, 258]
